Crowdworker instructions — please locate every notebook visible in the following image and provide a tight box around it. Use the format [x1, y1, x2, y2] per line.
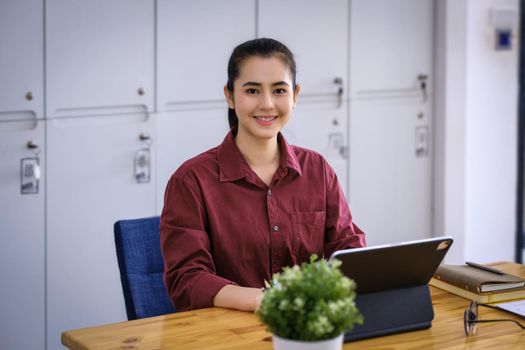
[330, 236, 454, 340]
[430, 264, 525, 303]
[433, 264, 525, 293]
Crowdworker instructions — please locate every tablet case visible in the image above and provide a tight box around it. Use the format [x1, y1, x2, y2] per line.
[345, 284, 433, 341]
[330, 236, 453, 341]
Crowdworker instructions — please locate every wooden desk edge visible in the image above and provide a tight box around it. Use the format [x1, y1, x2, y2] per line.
[61, 262, 525, 350]
[62, 332, 83, 350]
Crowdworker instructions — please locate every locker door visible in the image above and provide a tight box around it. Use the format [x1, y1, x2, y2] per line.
[157, 0, 255, 109]
[349, 0, 433, 99]
[348, 0, 434, 244]
[0, 0, 44, 118]
[349, 100, 432, 245]
[0, 1, 45, 348]
[258, 0, 350, 194]
[46, 114, 156, 350]
[258, 0, 348, 98]
[0, 121, 45, 350]
[157, 108, 230, 211]
[283, 101, 349, 196]
[46, 0, 154, 118]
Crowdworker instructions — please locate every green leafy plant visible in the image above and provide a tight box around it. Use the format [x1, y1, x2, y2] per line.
[256, 255, 363, 341]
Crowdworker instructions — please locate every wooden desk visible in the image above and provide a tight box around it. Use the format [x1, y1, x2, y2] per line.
[62, 262, 525, 349]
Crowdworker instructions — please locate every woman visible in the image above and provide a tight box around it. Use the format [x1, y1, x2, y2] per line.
[160, 38, 365, 312]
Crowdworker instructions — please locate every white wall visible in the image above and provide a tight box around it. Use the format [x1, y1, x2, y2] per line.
[435, 0, 519, 263]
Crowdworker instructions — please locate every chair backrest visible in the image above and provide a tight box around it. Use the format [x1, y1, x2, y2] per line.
[114, 216, 175, 320]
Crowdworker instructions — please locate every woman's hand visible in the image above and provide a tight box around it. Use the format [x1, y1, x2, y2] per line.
[213, 285, 263, 311]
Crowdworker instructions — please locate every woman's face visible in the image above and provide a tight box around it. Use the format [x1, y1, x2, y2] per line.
[225, 56, 300, 142]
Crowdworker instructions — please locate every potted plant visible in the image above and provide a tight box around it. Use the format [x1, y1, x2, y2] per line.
[256, 255, 363, 350]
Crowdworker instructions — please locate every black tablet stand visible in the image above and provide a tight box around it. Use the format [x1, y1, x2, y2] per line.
[345, 284, 434, 341]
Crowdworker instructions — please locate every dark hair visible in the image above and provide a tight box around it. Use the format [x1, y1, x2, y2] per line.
[226, 38, 297, 129]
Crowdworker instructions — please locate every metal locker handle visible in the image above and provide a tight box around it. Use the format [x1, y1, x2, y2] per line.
[417, 74, 428, 102]
[26, 140, 39, 150]
[26, 141, 41, 156]
[334, 77, 344, 108]
[139, 133, 152, 147]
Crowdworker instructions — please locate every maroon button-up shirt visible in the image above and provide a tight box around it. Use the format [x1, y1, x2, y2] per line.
[160, 130, 366, 311]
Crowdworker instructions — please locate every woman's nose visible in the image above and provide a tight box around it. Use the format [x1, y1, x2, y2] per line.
[259, 91, 274, 109]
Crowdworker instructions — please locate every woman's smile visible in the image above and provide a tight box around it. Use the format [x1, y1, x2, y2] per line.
[254, 115, 278, 126]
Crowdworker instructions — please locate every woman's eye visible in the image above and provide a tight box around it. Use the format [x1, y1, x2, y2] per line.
[245, 89, 258, 94]
[274, 88, 287, 94]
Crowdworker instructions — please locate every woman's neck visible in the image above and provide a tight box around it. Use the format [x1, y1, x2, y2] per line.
[235, 131, 280, 169]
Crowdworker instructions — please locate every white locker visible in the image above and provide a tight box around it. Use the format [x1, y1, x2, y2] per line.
[1, 1, 45, 348]
[283, 101, 349, 196]
[157, 0, 255, 109]
[349, 0, 433, 99]
[0, 121, 45, 350]
[0, 0, 44, 118]
[349, 99, 432, 245]
[348, 0, 434, 244]
[156, 108, 230, 211]
[258, 0, 349, 195]
[258, 0, 348, 98]
[46, 0, 154, 118]
[280, 101, 348, 195]
[46, 114, 156, 350]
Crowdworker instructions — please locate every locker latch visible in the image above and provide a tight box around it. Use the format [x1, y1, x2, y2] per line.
[135, 133, 151, 183]
[21, 141, 41, 194]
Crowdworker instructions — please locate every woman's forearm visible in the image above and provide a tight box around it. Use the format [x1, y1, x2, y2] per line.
[213, 284, 263, 311]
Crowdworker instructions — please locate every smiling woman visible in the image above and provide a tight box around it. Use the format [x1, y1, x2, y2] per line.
[225, 55, 299, 185]
[159, 38, 366, 313]
[228, 57, 296, 140]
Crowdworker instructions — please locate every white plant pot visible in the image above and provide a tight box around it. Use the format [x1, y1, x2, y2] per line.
[272, 333, 344, 350]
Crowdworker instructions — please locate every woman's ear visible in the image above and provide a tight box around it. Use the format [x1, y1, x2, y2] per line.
[224, 86, 235, 109]
[292, 84, 301, 109]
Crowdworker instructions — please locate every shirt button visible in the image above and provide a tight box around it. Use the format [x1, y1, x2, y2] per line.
[273, 225, 279, 232]
[267, 189, 272, 196]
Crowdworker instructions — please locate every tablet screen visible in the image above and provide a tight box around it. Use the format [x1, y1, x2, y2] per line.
[330, 236, 453, 294]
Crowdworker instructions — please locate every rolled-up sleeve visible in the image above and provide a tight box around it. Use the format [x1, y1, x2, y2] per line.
[323, 160, 366, 258]
[160, 173, 235, 311]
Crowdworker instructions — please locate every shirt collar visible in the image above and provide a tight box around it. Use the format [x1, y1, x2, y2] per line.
[217, 128, 303, 182]
[277, 132, 303, 176]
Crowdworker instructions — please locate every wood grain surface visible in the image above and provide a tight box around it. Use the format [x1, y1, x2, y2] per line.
[62, 262, 525, 349]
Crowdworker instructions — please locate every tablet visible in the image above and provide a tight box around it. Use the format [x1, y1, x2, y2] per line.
[330, 236, 453, 294]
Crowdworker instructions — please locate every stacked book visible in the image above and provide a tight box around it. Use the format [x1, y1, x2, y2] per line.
[430, 263, 525, 303]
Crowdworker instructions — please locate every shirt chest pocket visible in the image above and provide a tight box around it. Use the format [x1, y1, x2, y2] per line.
[290, 211, 326, 262]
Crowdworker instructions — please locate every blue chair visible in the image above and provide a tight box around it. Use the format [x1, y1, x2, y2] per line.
[114, 216, 175, 320]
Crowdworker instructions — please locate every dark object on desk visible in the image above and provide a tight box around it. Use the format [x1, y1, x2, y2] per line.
[330, 236, 453, 341]
[114, 216, 175, 320]
[430, 264, 525, 303]
[464, 301, 525, 336]
[465, 261, 505, 275]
